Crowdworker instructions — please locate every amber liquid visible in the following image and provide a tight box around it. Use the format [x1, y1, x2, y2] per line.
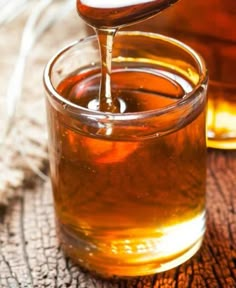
[49, 0, 205, 277]
[47, 65, 206, 277]
[132, 0, 236, 149]
[76, 0, 180, 113]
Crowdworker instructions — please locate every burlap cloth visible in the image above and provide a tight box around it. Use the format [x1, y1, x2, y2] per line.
[0, 2, 89, 205]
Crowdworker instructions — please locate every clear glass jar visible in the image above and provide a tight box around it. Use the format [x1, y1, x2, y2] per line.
[44, 31, 208, 277]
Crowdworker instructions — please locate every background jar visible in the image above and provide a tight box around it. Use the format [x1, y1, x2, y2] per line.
[132, 0, 236, 149]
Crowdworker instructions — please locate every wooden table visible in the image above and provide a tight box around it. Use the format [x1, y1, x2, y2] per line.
[0, 149, 236, 288]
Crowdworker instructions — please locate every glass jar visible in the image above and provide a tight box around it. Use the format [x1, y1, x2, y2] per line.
[132, 0, 236, 149]
[44, 31, 208, 277]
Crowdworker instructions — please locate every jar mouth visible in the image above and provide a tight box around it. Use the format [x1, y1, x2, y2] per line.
[43, 30, 208, 121]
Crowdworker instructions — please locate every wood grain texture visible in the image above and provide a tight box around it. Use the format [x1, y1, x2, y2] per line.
[0, 150, 236, 288]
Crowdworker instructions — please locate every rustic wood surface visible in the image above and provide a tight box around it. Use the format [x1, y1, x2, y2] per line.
[0, 149, 236, 288]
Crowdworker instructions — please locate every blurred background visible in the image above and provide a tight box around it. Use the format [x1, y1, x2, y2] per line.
[131, 0, 236, 149]
[0, 0, 88, 205]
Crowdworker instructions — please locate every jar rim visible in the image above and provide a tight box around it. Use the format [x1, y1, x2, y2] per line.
[43, 30, 208, 121]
